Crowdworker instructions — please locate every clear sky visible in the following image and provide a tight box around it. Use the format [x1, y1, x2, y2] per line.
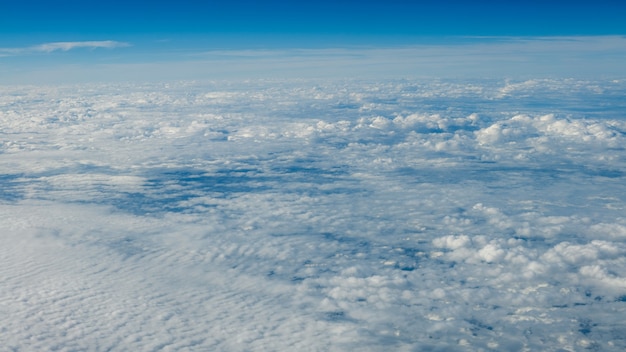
[1, 1, 626, 83]
[3, 1, 626, 42]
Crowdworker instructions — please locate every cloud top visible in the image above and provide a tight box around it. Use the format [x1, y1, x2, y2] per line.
[1, 78, 625, 350]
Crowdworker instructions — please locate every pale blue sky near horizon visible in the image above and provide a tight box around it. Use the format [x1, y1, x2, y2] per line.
[1, 1, 625, 83]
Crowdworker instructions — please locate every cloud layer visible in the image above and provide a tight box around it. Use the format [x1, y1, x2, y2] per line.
[2, 36, 625, 83]
[1, 78, 625, 350]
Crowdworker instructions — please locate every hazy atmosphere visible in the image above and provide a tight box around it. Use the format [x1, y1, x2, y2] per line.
[2, 1, 626, 351]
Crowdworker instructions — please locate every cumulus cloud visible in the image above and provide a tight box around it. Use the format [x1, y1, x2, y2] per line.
[1, 78, 625, 350]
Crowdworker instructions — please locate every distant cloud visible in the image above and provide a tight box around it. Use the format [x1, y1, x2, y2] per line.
[32, 41, 130, 53]
[0, 40, 130, 56]
[0, 48, 22, 57]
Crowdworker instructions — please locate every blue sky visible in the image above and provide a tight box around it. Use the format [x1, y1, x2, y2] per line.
[3, 1, 625, 42]
[1, 1, 626, 83]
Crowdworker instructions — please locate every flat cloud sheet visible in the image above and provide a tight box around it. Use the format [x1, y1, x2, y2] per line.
[1, 78, 626, 350]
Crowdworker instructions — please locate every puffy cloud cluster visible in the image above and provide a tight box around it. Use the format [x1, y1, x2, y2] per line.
[1, 78, 625, 350]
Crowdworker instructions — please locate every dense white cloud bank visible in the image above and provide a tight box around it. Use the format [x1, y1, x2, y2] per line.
[1, 78, 626, 350]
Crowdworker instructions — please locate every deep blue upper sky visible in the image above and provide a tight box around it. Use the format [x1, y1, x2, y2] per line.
[1, 1, 626, 83]
[2, 0, 625, 47]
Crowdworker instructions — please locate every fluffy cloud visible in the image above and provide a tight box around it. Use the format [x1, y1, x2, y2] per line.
[1, 78, 625, 350]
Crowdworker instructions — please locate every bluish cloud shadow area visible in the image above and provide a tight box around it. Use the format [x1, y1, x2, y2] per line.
[265, 231, 425, 284]
[394, 163, 625, 186]
[0, 173, 24, 202]
[113, 168, 272, 215]
[108, 164, 358, 216]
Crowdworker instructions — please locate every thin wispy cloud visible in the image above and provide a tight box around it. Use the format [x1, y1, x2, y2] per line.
[33, 40, 130, 52]
[0, 40, 130, 56]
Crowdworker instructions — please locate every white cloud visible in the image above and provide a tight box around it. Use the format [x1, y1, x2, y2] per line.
[1, 78, 625, 350]
[0, 47, 22, 57]
[0, 40, 130, 57]
[32, 40, 130, 52]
